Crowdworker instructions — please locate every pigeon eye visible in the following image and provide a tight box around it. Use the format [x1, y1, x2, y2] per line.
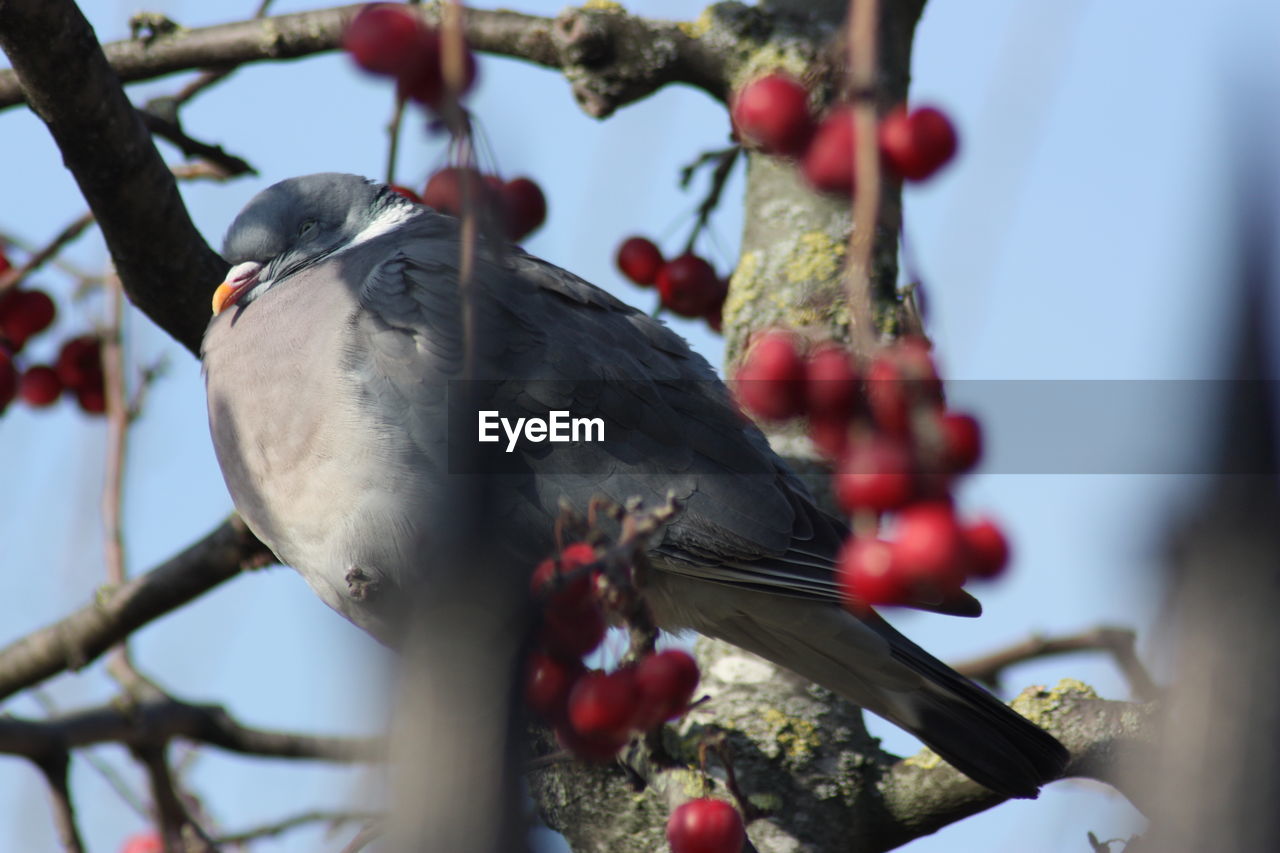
[298, 219, 318, 238]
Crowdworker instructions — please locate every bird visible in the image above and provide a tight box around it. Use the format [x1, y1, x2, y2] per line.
[202, 172, 1069, 798]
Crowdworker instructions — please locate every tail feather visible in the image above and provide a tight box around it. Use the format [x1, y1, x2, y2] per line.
[681, 592, 1069, 798]
[861, 614, 1069, 798]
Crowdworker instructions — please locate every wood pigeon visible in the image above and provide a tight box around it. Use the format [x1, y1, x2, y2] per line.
[202, 173, 1068, 797]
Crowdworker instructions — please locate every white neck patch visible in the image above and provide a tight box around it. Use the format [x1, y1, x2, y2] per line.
[340, 201, 419, 255]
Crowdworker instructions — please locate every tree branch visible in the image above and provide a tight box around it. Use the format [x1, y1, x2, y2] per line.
[0, 515, 271, 703]
[953, 626, 1161, 702]
[0, 0, 228, 354]
[531, 640, 1153, 853]
[36, 752, 87, 853]
[0, 694, 383, 763]
[0, 4, 732, 118]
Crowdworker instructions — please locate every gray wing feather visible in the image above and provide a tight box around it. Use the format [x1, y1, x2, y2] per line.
[343, 215, 857, 602]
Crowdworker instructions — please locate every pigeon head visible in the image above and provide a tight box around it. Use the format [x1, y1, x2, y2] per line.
[211, 172, 417, 315]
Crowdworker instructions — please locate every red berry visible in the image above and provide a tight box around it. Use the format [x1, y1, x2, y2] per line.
[731, 73, 814, 156]
[19, 365, 61, 407]
[422, 167, 497, 219]
[656, 254, 721, 318]
[938, 412, 982, 473]
[864, 356, 910, 435]
[808, 414, 850, 460]
[802, 108, 856, 195]
[734, 331, 806, 421]
[526, 650, 583, 721]
[55, 335, 103, 391]
[892, 502, 966, 590]
[396, 32, 476, 107]
[962, 518, 1010, 580]
[389, 184, 422, 203]
[834, 437, 916, 512]
[879, 106, 958, 181]
[838, 537, 905, 608]
[705, 303, 723, 334]
[0, 248, 10, 275]
[633, 649, 700, 729]
[567, 669, 639, 739]
[121, 833, 163, 853]
[804, 345, 858, 422]
[541, 600, 605, 660]
[75, 383, 106, 415]
[616, 237, 664, 286]
[0, 288, 56, 349]
[0, 349, 17, 413]
[343, 4, 432, 78]
[500, 177, 547, 241]
[666, 799, 746, 853]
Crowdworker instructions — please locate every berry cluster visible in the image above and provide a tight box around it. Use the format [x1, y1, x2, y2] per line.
[730, 73, 958, 194]
[343, 3, 476, 109]
[666, 798, 746, 853]
[615, 237, 727, 331]
[525, 542, 701, 761]
[0, 253, 105, 416]
[734, 332, 1008, 608]
[410, 166, 547, 241]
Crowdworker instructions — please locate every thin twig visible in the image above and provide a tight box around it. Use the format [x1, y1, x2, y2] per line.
[0, 211, 95, 296]
[31, 689, 151, 818]
[213, 809, 379, 845]
[100, 273, 152, 692]
[843, 0, 881, 355]
[952, 626, 1160, 701]
[133, 743, 217, 852]
[137, 110, 257, 177]
[385, 95, 408, 186]
[680, 146, 740, 255]
[338, 823, 382, 853]
[37, 753, 87, 853]
[168, 0, 279, 107]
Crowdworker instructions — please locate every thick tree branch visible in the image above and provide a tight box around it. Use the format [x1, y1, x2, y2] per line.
[0, 515, 271, 703]
[0, 4, 732, 118]
[532, 641, 1153, 853]
[870, 682, 1154, 850]
[0, 0, 228, 354]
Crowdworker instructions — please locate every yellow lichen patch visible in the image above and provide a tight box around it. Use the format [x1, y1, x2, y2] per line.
[673, 768, 707, 799]
[1011, 678, 1099, 727]
[678, 8, 716, 38]
[902, 747, 943, 770]
[731, 45, 814, 93]
[723, 250, 763, 329]
[763, 708, 820, 761]
[581, 0, 624, 11]
[784, 231, 845, 285]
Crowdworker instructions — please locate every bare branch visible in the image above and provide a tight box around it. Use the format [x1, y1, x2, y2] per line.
[137, 109, 257, 177]
[213, 809, 379, 846]
[132, 743, 217, 852]
[0, 694, 383, 763]
[870, 682, 1155, 849]
[953, 626, 1161, 702]
[0, 4, 732, 119]
[0, 0, 228, 354]
[37, 753, 87, 853]
[0, 515, 271, 703]
[0, 212, 96, 297]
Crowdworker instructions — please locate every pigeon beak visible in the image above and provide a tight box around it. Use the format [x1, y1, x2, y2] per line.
[212, 261, 264, 316]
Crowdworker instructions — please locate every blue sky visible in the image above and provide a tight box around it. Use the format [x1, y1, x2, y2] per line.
[0, 0, 1269, 849]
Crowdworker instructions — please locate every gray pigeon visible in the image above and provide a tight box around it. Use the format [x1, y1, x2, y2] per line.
[202, 173, 1068, 798]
